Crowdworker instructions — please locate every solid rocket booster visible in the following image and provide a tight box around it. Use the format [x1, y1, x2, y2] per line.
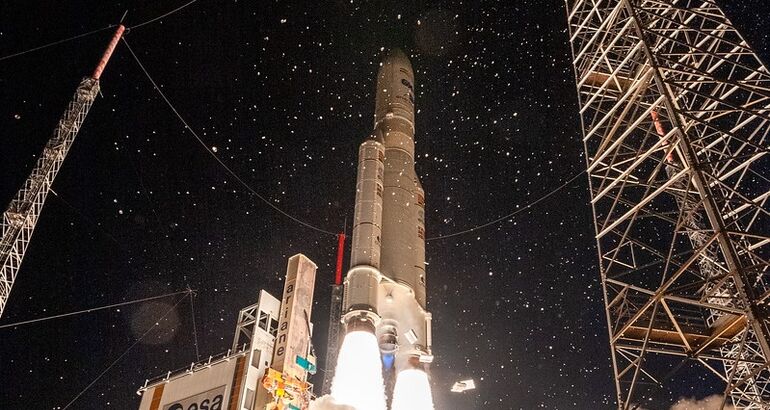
[343, 49, 433, 370]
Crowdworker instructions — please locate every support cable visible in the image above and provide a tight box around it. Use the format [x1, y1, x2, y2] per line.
[3, 10, 589, 243]
[61, 293, 189, 410]
[127, 0, 199, 31]
[0, 25, 117, 62]
[121, 37, 337, 236]
[6, 27, 588, 242]
[7, 15, 589, 242]
[0, 0, 197, 62]
[127, 149, 167, 233]
[50, 189, 120, 245]
[189, 286, 200, 361]
[0, 289, 191, 329]
[426, 169, 586, 241]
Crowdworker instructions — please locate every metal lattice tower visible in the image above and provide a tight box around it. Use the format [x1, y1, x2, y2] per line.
[322, 233, 347, 395]
[321, 284, 343, 395]
[0, 25, 124, 318]
[565, 0, 770, 408]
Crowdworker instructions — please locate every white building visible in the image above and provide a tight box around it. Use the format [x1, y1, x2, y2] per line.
[137, 253, 318, 410]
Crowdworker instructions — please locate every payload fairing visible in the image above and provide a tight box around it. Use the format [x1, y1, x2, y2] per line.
[342, 49, 433, 372]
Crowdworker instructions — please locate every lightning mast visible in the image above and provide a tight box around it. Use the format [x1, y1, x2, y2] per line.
[321, 232, 346, 395]
[565, 1, 770, 408]
[0, 25, 125, 318]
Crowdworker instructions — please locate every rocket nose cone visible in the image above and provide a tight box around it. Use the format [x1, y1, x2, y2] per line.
[381, 48, 413, 72]
[375, 48, 415, 127]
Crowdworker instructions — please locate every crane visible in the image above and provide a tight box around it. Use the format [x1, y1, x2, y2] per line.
[0, 25, 125, 318]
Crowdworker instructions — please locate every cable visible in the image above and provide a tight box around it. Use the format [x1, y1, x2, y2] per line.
[0, 25, 116, 62]
[50, 189, 121, 245]
[61, 293, 189, 409]
[426, 169, 587, 241]
[189, 288, 201, 361]
[128, 150, 167, 231]
[0, 290, 191, 329]
[123, 37, 580, 240]
[121, 38, 337, 236]
[0, 0, 197, 62]
[127, 0, 199, 31]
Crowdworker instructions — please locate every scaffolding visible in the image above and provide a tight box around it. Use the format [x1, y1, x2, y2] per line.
[565, 1, 770, 408]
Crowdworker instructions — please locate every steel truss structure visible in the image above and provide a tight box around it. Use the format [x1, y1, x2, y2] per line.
[321, 284, 343, 395]
[0, 78, 99, 318]
[565, 0, 770, 408]
[0, 25, 123, 319]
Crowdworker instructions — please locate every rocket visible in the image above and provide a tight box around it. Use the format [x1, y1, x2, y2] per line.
[342, 49, 433, 374]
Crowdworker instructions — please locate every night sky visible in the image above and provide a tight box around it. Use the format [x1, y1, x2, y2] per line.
[2, 1, 770, 409]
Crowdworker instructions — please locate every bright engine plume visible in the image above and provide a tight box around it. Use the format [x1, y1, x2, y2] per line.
[329, 331, 387, 410]
[391, 368, 435, 410]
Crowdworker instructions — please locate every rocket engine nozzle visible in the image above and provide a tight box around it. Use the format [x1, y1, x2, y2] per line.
[407, 356, 424, 369]
[377, 319, 399, 370]
[341, 266, 381, 335]
[344, 312, 377, 334]
[376, 319, 399, 355]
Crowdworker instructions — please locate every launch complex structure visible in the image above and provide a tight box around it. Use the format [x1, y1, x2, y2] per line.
[565, 0, 770, 408]
[137, 254, 319, 410]
[0, 21, 432, 406]
[7, 1, 770, 409]
[136, 49, 434, 410]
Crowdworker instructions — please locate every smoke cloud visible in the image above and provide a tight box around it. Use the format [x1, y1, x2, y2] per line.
[670, 395, 734, 410]
[309, 395, 356, 410]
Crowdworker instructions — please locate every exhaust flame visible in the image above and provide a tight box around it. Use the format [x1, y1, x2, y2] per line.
[330, 331, 387, 410]
[391, 368, 434, 410]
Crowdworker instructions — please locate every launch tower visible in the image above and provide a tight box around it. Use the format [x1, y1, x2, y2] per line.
[565, 0, 770, 408]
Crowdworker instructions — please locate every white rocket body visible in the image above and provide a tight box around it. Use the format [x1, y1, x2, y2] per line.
[342, 49, 433, 372]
